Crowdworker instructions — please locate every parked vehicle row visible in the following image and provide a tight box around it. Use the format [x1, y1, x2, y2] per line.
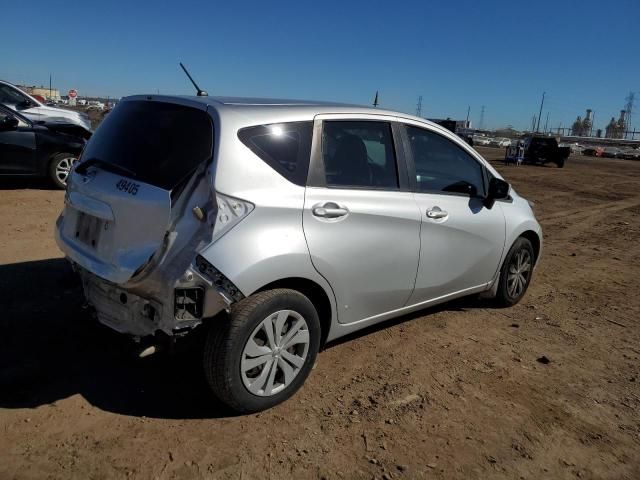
[0, 80, 92, 131]
[55, 95, 542, 413]
[467, 135, 512, 148]
[47, 98, 113, 111]
[580, 145, 640, 159]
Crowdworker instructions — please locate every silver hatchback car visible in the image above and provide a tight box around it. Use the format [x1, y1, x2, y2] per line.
[55, 96, 541, 412]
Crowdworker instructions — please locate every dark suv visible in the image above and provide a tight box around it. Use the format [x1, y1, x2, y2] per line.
[521, 135, 570, 168]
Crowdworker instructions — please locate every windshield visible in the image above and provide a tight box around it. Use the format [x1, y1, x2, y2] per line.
[0, 84, 32, 105]
[80, 100, 213, 190]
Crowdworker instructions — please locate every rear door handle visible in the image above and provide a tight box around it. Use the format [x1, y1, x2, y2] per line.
[426, 207, 448, 219]
[312, 203, 349, 218]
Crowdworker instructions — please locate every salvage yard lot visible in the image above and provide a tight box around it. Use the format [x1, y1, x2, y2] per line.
[1, 149, 639, 479]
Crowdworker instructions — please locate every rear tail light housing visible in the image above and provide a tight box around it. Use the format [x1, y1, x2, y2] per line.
[211, 192, 254, 242]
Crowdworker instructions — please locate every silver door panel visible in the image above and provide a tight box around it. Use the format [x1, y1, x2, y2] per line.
[408, 195, 506, 304]
[303, 187, 421, 325]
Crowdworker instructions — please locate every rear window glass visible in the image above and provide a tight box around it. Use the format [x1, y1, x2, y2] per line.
[238, 121, 313, 186]
[80, 100, 213, 190]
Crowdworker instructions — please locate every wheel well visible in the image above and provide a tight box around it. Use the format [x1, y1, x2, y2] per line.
[254, 278, 333, 346]
[519, 230, 541, 262]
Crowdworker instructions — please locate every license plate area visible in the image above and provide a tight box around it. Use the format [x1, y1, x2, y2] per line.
[76, 211, 104, 248]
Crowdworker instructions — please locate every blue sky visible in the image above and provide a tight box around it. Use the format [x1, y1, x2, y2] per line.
[3, 0, 639, 131]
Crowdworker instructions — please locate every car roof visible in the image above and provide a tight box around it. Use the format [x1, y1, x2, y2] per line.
[122, 94, 435, 125]
[207, 96, 358, 107]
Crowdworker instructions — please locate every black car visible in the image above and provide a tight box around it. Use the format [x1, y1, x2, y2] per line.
[521, 135, 570, 168]
[0, 104, 91, 188]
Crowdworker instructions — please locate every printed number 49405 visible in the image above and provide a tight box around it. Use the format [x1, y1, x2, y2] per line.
[116, 179, 139, 195]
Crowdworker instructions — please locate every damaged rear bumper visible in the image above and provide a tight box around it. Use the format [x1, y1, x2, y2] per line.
[77, 260, 232, 338]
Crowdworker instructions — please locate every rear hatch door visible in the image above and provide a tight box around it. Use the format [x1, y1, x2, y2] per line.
[56, 98, 213, 284]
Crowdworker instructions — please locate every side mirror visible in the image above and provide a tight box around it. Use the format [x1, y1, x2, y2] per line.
[0, 116, 19, 131]
[484, 177, 510, 208]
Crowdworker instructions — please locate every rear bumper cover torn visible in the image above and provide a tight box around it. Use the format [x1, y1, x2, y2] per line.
[77, 262, 231, 338]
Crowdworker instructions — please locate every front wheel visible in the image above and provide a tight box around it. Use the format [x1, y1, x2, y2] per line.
[49, 153, 78, 189]
[203, 289, 321, 413]
[495, 237, 535, 307]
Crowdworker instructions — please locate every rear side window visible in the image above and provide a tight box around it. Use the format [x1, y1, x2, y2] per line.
[405, 126, 485, 197]
[80, 100, 213, 190]
[322, 121, 398, 189]
[238, 122, 313, 186]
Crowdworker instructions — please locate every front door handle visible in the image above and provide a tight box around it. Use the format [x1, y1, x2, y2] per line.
[426, 207, 448, 219]
[312, 202, 349, 218]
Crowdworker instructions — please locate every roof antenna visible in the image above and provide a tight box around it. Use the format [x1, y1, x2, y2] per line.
[179, 62, 208, 97]
[373, 90, 379, 108]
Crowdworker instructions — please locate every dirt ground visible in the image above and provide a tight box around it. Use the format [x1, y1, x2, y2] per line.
[1, 149, 639, 480]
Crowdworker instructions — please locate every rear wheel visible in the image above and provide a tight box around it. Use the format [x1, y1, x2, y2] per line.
[49, 153, 78, 189]
[495, 237, 535, 307]
[556, 158, 566, 168]
[203, 289, 321, 413]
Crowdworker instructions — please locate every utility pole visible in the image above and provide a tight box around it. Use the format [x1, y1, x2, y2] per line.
[544, 112, 549, 133]
[49, 73, 52, 99]
[479, 105, 485, 130]
[373, 91, 379, 108]
[466, 105, 471, 127]
[535, 91, 545, 133]
[416, 95, 422, 117]
[590, 111, 595, 137]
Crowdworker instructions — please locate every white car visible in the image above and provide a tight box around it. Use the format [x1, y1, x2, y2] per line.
[0, 80, 92, 131]
[473, 136, 490, 146]
[490, 137, 511, 148]
[87, 101, 105, 111]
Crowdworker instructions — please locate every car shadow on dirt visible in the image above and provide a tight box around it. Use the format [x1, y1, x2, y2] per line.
[0, 258, 498, 420]
[0, 258, 231, 419]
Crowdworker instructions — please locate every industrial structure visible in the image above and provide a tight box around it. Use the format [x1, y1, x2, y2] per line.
[571, 109, 593, 136]
[605, 110, 627, 139]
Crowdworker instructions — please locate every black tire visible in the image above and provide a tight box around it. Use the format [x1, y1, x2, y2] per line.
[494, 237, 535, 307]
[203, 288, 321, 413]
[49, 152, 78, 189]
[556, 158, 566, 168]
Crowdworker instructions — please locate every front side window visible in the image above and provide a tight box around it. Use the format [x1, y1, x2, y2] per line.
[238, 121, 313, 186]
[322, 121, 398, 189]
[405, 126, 485, 196]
